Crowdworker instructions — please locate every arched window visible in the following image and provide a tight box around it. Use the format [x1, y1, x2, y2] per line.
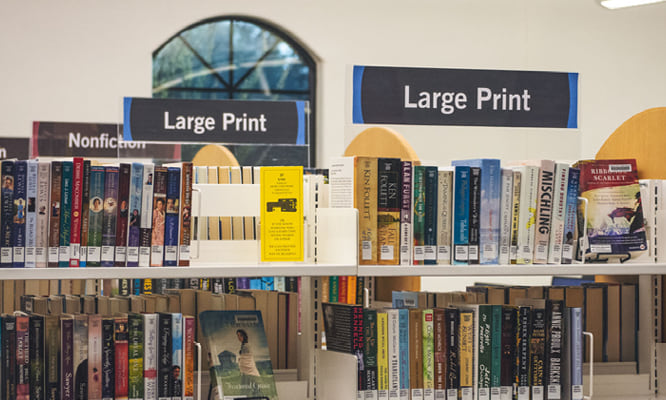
[153, 16, 316, 166]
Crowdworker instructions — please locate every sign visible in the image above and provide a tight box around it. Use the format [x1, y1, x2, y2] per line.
[32, 121, 180, 160]
[0, 138, 30, 160]
[353, 65, 578, 128]
[123, 97, 307, 145]
[260, 167, 304, 262]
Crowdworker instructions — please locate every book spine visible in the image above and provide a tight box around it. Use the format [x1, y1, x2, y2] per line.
[158, 313, 172, 400]
[509, 171, 522, 264]
[13, 160, 27, 268]
[409, 308, 423, 400]
[533, 160, 555, 264]
[45, 316, 60, 400]
[459, 311, 473, 400]
[178, 163, 193, 266]
[363, 309, 378, 394]
[347, 276, 357, 305]
[501, 307, 517, 400]
[437, 169, 453, 265]
[128, 314, 144, 400]
[151, 167, 168, 267]
[387, 309, 401, 399]
[570, 308, 583, 400]
[491, 305, 503, 400]
[101, 166, 119, 267]
[468, 167, 481, 265]
[139, 164, 155, 267]
[561, 168, 580, 264]
[478, 306, 492, 400]
[1, 160, 15, 267]
[445, 308, 459, 400]
[79, 160, 91, 267]
[400, 161, 413, 265]
[412, 165, 426, 265]
[164, 167, 181, 267]
[453, 166, 470, 265]
[516, 307, 531, 400]
[422, 309, 435, 400]
[423, 167, 438, 265]
[548, 164, 569, 264]
[101, 318, 115, 400]
[126, 163, 144, 267]
[530, 309, 546, 400]
[48, 162, 61, 267]
[16, 315, 30, 400]
[2, 316, 16, 399]
[88, 315, 102, 400]
[546, 301, 563, 400]
[86, 167, 105, 267]
[183, 316, 195, 400]
[378, 311, 389, 400]
[329, 276, 339, 302]
[171, 314, 183, 400]
[377, 158, 401, 265]
[115, 317, 129, 400]
[517, 166, 539, 264]
[481, 160, 502, 264]
[356, 276, 365, 306]
[356, 157, 378, 264]
[29, 315, 45, 400]
[25, 160, 38, 268]
[36, 161, 51, 268]
[69, 157, 84, 267]
[59, 161, 73, 267]
[73, 315, 88, 400]
[433, 309, 446, 399]
[115, 163, 131, 266]
[61, 318, 74, 400]
[338, 276, 348, 304]
[398, 309, 410, 400]
[499, 169, 514, 265]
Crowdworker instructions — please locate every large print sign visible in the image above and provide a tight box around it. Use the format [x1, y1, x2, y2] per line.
[352, 65, 578, 128]
[123, 97, 307, 145]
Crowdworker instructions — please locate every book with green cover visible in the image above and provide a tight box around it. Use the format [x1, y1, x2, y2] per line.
[422, 309, 434, 399]
[412, 165, 426, 265]
[329, 276, 339, 303]
[478, 305, 493, 400]
[128, 313, 144, 400]
[490, 305, 503, 399]
[199, 310, 278, 400]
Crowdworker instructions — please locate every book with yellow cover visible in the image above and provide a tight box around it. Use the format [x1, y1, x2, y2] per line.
[356, 157, 378, 265]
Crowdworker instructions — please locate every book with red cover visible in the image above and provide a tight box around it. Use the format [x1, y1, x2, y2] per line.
[69, 157, 84, 267]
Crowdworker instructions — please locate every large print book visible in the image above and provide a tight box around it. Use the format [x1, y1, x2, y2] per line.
[139, 164, 155, 267]
[377, 158, 401, 265]
[150, 167, 168, 267]
[36, 161, 51, 268]
[561, 168, 580, 264]
[86, 166, 105, 267]
[163, 167, 181, 267]
[115, 163, 131, 267]
[437, 168, 453, 265]
[453, 166, 470, 265]
[13, 160, 27, 268]
[59, 161, 73, 268]
[178, 163, 193, 266]
[126, 163, 144, 267]
[400, 161, 413, 265]
[1, 160, 15, 267]
[423, 166, 438, 265]
[25, 160, 38, 268]
[533, 160, 556, 264]
[199, 310, 279, 400]
[79, 160, 91, 268]
[69, 157, 84, 267]
[356, 157, 378, 265]
[101, 166, 119, 267]
[574, 159, 647, 260]
[48, 162, 62, 268]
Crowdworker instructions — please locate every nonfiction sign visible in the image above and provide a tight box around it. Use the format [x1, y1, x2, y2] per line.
[32, 121, 180, 160]
[123, 97, 307, 145]
[352, 65, 578, 128]
[0, 138, 30, 160]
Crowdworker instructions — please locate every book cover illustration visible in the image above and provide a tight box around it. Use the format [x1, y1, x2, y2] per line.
[178, 163, 193, 266]
[59, 161, 73, 267]
[115, 163, 131, 266]
[151, 167, 168, 267]
[48, 161, 61, 267]
[36, 161, 50, 267]
[127, 163, 143, 267]
[69, 157, 84, 267]
[1, 160, 15, 267]
[25, 160, 38, 268]
[575, 159, 647, 260]
[101, 166, 119, 267]
[13, 160, 27, 267]
[79, 160, 91, 267]
[199, 310, 278, 400]
[87, 166, 105, 267]
[164, 167, 181, 267]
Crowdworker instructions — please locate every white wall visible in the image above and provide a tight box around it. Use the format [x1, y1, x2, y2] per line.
[1, 0, 665, 168]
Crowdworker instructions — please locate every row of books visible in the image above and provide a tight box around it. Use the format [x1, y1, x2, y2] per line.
[0, 311, 195, 400]
[331, 157, 647, 265]
[117, 276, 300, 297]
[0, 158, 193, 268]
[323, 298, 582, 400]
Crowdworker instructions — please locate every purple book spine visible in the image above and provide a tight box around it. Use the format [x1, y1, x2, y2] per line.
[163, 167, 180, 266]
[115, 163, 131, 266]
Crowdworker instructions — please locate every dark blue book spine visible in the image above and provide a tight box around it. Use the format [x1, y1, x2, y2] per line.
[101, 318, 115, 400]
[423, 166, 438, 265]
[453, 166, 470, 265]
[468, 167, 481, 264]
[12, 160, 27, 268]
[126, 163, 143, 267]
[158, 313, 172, 400]
[101, 167, 119, 267]
[562, 168, 581, 264]
[163, 167, 180, 266]
[59, 161, 73, 268]
[114, 163, 131, 266]
[1, 160, 15, 267]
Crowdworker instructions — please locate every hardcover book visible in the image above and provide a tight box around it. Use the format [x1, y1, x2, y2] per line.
[477, 305, 493, 400]
[561, 168, 580, 264]
[377, 311, 389, 400]
[79, 160, 91, 267]
[115, 163, 131, 266]
[88, 314, 102, 400]
[69, 157, 84, 267]
[114, 316, 129, 400]
[533, 160, 556, 264]
[16, 314, 30, 400]
[433, 308, 446, 399]
[400, 161, 413, 265]
[423, 166, 438, 265]
[45, 314, 60, 400]
[126, 163, 144, 267]
[548, 163, 569, 264]
[158, 312, 172, 400]
[1, 160, 15, 267]
[25, 160, 38, 268]
[499, 169, 513, 265]
[101, 166, 119, 267]
[199, 310, 279, 400]
[59, 161, 73, 268]
[151, 167, 168, 267]
[139, 164, 155, 267]
[176, 163, 193, 266]
[437, 168, 453, 264]
[183, 315, 195, 400]
[86, 166, 105, 267]
[363, 309, 378, 395]
[445, 308, 459, 400]
[510, 170, 521, 264]
[546, 300, 563, 400]
[2, 315, 17, 399]
[514, 166, 539, 264]
[409, 308, 423, 400]
[61, 315, 74, 400]
[129, 313, 144, 400]
[453, 166, 470, 265]
[459, 310, 474, 400]
[36, 161, 50, 268]
[171, 313, 183, 400]
[48, 162, 62, 268]
[101, 317, 115, 400]
[468, 167, 481, 264]
[412, 165, 426, 265]
[164, 167, 181, 267]
[422, 309, 435, 400]
[13, 160, 27, 268]
[73, 314, 89, 400]
[516, 306, 531, 400]
[356, 157, 378, 264]
[30, 314, 46, 400]
[377, 158, 401, 265]
[500, 306, 517, 400]
[530, 305, 547, 400]
[574, 159, 647, 260]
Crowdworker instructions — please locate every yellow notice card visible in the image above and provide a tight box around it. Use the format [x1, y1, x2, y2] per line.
[260, 166, 304, 262]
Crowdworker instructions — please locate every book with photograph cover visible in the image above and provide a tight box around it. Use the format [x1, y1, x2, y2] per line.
[199, 310, 278, 400]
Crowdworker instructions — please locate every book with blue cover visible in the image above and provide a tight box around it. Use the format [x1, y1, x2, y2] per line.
[164, 167, 181, 267]
[562, 168, 580, 264]
[200, 310, 278, 400]
[12, 160, 27, 268]
[452, 159, 501, 264]
[453, 166, 470, 265]
[126, 163, 143, 267]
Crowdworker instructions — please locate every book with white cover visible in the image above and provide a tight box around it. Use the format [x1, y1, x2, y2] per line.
[547, 163, 569, 264]
[498, 169, 513, 265]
